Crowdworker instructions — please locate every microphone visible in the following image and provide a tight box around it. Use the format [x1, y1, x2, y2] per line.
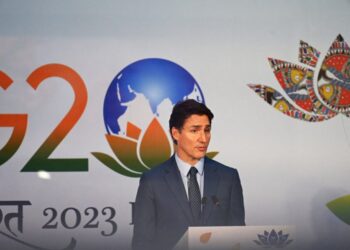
[211, 196, 220, 207]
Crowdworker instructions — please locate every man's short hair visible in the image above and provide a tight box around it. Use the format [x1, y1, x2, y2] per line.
[169, 99, 214, 144]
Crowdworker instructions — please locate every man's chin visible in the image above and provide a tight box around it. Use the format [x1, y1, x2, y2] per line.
[194, 152, 207, 159]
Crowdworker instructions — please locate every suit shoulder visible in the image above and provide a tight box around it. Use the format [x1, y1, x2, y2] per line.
[205, 157, 238, 174]
[140, 157, 173, 180]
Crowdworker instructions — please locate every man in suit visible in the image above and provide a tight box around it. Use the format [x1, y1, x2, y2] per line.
[132, 99, 245, 250]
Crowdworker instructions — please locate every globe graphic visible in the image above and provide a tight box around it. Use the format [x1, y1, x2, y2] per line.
[103, 58, 205, 135]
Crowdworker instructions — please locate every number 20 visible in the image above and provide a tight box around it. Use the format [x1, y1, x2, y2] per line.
[0, 64, 88, 172]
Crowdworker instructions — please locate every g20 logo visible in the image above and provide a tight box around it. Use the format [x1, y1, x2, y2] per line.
[1, 58, 217, 174]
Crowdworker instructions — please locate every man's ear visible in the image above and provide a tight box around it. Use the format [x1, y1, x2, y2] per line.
[171, 127, 180, 141]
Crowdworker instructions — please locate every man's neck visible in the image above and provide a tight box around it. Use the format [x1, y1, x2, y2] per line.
[175, 152, 200, 166]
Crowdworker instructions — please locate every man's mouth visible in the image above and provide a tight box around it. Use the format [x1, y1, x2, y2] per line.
[196, 147, 207, 152]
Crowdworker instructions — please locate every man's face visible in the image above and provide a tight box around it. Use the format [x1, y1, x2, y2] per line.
[171, 114, 211, 165]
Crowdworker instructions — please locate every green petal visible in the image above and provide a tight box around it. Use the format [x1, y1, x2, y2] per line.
[206, 151, 219, 159]
[92, 152, 141, 177]
[326, 194, 350, 225]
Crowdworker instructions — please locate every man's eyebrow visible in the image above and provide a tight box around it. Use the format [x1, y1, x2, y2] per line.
[188, 125, 201, 128]
[188, 125, 211, 128]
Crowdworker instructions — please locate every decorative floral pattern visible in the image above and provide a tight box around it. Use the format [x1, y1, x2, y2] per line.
[249, 35, 350, 122]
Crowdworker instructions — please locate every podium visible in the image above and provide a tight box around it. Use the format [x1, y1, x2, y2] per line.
[174, 225, 295, 250]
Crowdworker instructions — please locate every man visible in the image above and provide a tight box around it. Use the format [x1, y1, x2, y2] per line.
[132, 99, 245, 250]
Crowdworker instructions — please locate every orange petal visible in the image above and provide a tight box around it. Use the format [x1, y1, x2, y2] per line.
[126, 122, 141, 140]
[106, 134, 149, 173]
[139, 118, 171, 168]
[199, 232, 212, 244]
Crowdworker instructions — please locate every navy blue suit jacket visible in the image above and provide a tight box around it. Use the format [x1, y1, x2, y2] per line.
[132, 156, 245, 250]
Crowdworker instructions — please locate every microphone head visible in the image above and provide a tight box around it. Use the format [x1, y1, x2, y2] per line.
[211, 196, 220, 206]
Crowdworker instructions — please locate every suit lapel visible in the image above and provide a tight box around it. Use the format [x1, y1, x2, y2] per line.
[201, 157, 220, 224]
[163, 156, 193, 223]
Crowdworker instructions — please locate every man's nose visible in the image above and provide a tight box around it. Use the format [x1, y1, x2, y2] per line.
[198, 131, 208, 142]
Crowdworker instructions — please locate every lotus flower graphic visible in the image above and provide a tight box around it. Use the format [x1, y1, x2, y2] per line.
[248, 35, 350, 225]
[92, 118, 218, 177]
[92, 118, 171, 177]
[248, 34, 350, 122]
[253, 229, 293, 248]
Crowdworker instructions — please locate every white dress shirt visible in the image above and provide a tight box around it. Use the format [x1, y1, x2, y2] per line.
[175, 154, 204, 199]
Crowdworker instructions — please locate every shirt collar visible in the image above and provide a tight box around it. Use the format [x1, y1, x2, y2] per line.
[175, 153, 204, 177]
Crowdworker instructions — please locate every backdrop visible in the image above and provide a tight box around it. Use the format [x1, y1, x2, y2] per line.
[1, 1, 350, 249]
